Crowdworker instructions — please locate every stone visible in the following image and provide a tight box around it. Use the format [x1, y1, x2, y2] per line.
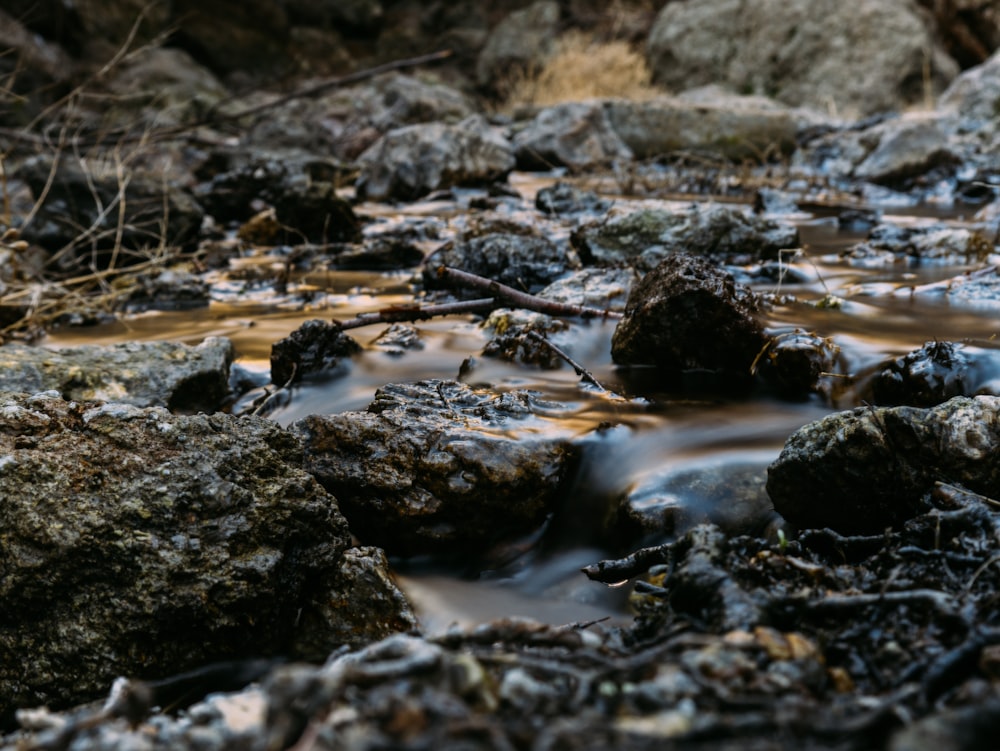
[647, 0, 959, 117]
[866, 340, 1000, 407]
[270, 320, 360, 386]
[842, 223, 993, 267]
[610, 254, 768, 388]
[290, 380, 579, 556]
[572, 204, 799, 271]
[767, 395, 1000, 534]
[0, 391, 415, 713]
[852, 116, 959, 186]
[537, 267, 638, 313]
[476, 1, 560, 90]
[939, 47, 1000, 124]
[0, 337, 233, 412]
[757, 331, 843, 400]
[535, 182, 611, 216]
[356, 115, 515, 201]
[512, 102, 633, 171]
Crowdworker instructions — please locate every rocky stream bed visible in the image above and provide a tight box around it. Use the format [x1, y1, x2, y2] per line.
[5, 2, 1000, 750]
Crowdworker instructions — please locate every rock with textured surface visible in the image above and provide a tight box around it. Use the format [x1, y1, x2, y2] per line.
[767, 395, 1000, 534]
[0, 391, 414, 714]
[356, 115, 515, 201]
[512, 102, 633, 171]
[0, 337, 233, 412]
[290, 380, 579, 556]
[475, 1, 559, 90]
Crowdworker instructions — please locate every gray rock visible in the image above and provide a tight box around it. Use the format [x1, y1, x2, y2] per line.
[476, 1, 560, 90]
[423, 232, 579, 293]
[604, 95, 802, 162]
[767, 395, 1000, 534]
[538, 267, 638, 312]
[611, 254, 767, 387]
[356, 115, 515, 201]
[535, 182, 611, 216]
[512, 102, 633, 171]
[647, 0, 958, 117]
[852, 116, 958, 185]
[0, 337, 233, 412]
[290, 380, 579, 556]
[572, 204, 799, 271]
[17, 154, 204, 260]
[0, 391, 415, 713]
[939, 47, 1000, 124]
[842, 223, 993, 267]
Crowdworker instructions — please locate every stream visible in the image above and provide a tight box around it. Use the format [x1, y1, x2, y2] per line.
[41, 173, 1000, 635]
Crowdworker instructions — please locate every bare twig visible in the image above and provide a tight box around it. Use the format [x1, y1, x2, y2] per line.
[333, 298, 498, 330]
[435, 266, 623, 320]
[524, 330, 610, 392]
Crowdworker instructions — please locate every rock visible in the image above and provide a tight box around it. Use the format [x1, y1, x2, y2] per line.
[865, 340, 1000, 407]
[535, 182, 611, 216]
[122, 268, 210, 311]
[842, 223, 993, 267]
[572, 204, 800, 271]
[757, 331, 843, 400]
[370, 324, 424, 355]
[330, 237, 425, 270]
[290, 380, 579, 556]
[0, 337, 233, 412]
[538, 267, 638, 312]
[423, 232, 579, 294]
[852, 116, 958, 186]
[476, 1, 560, 90]
[610, 254, 768, 388]
[647, 0, 959, 117]
[481, 310, 570, 369]
[17, 155, 204, 261]
[270, 319, 360, 385]
[0, 391, 415, 713]
[512, 102, 633, 171]
[767, 395, 1000, 534]
[272, 183, 361, 244]
[939, 47, 1000, 124]
[910, 266, 1000, 310]
[356, 115, 515, 201]
[604, 96, 802, 162]
[0, 8, 75, 125]
[285, 0, 382, 30]
[889, 699, 1000, 751]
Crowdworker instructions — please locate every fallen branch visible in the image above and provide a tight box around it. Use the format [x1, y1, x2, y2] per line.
[332, 298, 498, 331]
[524, 330, 611, 393]
[435, 266, 623, 321]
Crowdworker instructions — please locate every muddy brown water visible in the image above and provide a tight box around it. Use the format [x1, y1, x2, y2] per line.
[43, 177, 1000, 634]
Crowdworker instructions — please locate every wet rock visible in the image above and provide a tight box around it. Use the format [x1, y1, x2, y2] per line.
[17, 155, 204, 261]
[604, 95, 801, 162]
[272, 182, 361, 245]
[939, 47, 1000, 124]
[290, 380, 579, 556]
[423, 232, 579, 294]
[270, 319, 360, 385]
[864, 340, 1000, 407]
[512, 102, 633, 171]
[611, 254, 768, 387]
[0, 390, 414, 713]
[572, 204, 800, 271]
[767, 395, 1000, 534]
[481, 310, 570, 369]
[123, 268, 210, 311]
[356, 115, 515, 202]
[475, 0, 559, 90]
[370, 323, 424, 355]
[852, 116, 958, 186]
[757, 331, 843, 400]
[535, 182, 611, 216]
[842, 222, 993, 267]
[538, 267, 638, 312]
[910, 266, 1000, 310]
[619, 462, 777, 541]
[0, 337, 232, 412]
[330, 237, 425, 270]
[647, 0, 958, 117]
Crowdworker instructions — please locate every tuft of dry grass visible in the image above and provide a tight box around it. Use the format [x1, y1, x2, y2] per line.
[498, 31, 660, 110]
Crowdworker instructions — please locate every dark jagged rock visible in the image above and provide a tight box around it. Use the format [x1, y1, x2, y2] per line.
[0, 391, 414, 715]
[272, 182, 361, 244]
[270, 319, 360, 385]
[0, 337, 233, 412]
[370, 324, 424, 355]
[572, 204, 799, 271]
[535, 181, 611, 216]
[757, 330, 843, 400]
[290, 380, 579, 556]
[331, 237, 425, 270]
[611, 254, 768, 388]
[423, 232, 580, 294]
[767, 395, 1000, 534]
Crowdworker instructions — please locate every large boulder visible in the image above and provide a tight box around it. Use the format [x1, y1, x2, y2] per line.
[647, 0, 959, 117]
[0, 391, 414, 714]
[475, 1, 560, 90]
[290, 380, 579, 556]
[0, 337, 233, 413]
[939, 47, 1000, 124]
[356, 115, 515, 201]
[767, 395, 1000, 534]
[512, 102, 634, 171]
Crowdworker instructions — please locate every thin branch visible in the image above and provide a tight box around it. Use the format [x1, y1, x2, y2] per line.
[524, 330, 610, 393]
[333, 298, 498, 330]
[435, 266, 623, 320]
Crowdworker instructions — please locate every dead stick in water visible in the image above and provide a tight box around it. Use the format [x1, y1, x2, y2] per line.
[435, 266, 623, 320]
[333, 298, 498, 330]
[524, 330, 610, 393]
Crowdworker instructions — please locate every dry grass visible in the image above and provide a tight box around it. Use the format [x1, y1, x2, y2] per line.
[498, 31, 660, 110]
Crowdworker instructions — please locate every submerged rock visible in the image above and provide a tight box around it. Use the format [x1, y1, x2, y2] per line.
[0, 391, 414, 714]
[356, 115, 515, 201]
[290, 380, 579, 556]
[423, 232, 579, 293]
[757, 330, 843, 400]
[269, 319, 360, 385]
[0, 337, 233, 413]
[611, 254, 768, 388]
[572, 204, 799, 271]
[767, 395, 1000, 534]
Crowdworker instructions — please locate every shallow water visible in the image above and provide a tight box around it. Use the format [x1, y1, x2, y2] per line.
[43, 176, 1000, 633]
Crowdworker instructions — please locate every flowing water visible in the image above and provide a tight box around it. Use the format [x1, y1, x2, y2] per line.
[43, 175, 1000, 633]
